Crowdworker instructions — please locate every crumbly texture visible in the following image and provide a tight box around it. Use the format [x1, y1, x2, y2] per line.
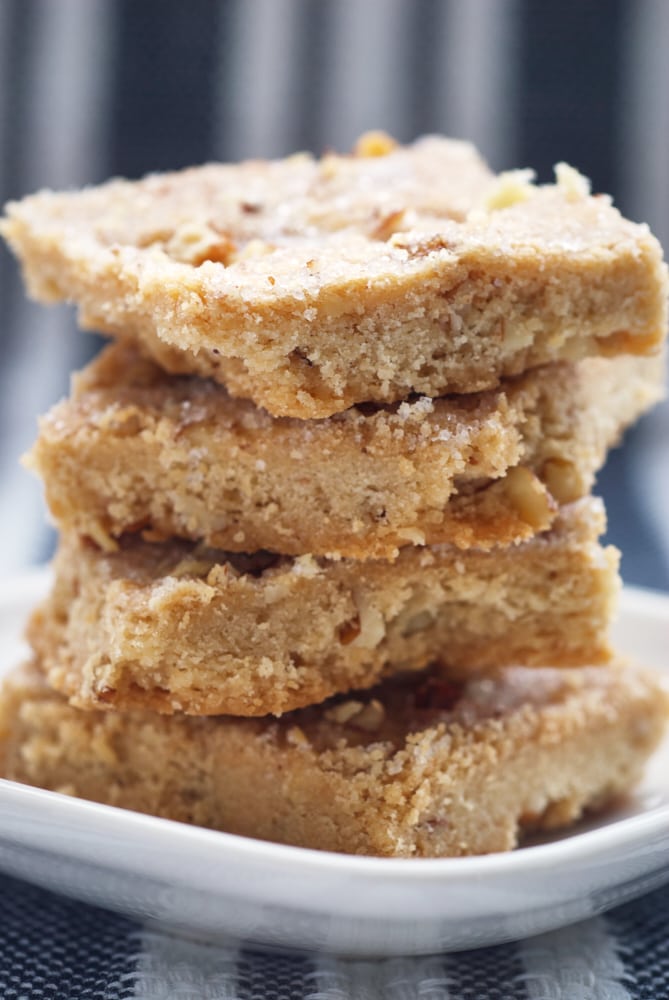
[28, 344, 664, 558]
[1, 658, 665, 857]
[2, 135, 666, 418]
[28, 500, 620, 716]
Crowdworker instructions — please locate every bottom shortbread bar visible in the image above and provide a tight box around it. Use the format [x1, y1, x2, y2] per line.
[1, 660, 665, 857]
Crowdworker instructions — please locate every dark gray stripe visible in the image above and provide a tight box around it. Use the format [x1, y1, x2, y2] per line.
[598, 438, 669, 590]
[0, 0, 35, 354]
[237, 947, 314, 1000]
[606, 887, 669, 999]
[0, 874, 139, 999]
[108, 0, 224, 177]
[516, 0, 624, 190]
[444, 943, 528, 1000]
[0, 0, 35, 201]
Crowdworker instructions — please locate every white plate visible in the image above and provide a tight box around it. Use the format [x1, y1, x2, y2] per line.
[0, 571, 668, 957]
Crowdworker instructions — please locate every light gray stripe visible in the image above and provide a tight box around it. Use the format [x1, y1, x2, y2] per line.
[0, 0, 115, 574]
[130, 929, 240, 999]
[305, 954, 453, 1000]
[0, 1, 11, 195]
[619, 0, 669, 247]
[517, 917, 631, 1000]
[317, 0, 409, 152]
[217, 0, 304, 160]
[435, 0, 520, 168]
[18, 0, 113, 191]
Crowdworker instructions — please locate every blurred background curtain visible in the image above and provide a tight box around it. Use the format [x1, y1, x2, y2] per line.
[0, 0, 667, 586]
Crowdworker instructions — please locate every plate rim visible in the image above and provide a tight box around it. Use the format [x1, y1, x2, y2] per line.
[0, 576, 667, 886]
[2, 771, 669, 883]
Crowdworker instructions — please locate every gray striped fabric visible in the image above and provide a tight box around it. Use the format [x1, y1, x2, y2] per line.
[0, 0, 667, 585]
[2, 872, 669, 998]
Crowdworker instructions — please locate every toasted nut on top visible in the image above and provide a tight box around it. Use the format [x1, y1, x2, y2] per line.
[166, 223, 237, 266]
[370, 209, 405, 241]
[353, 130, 398, 157]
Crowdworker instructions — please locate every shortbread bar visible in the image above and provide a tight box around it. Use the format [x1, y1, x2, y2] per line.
[28, 500, 619, 716]
[28, 343, 664, 558]
[1, 659, 664, 857]
[3, 135, 666, 417]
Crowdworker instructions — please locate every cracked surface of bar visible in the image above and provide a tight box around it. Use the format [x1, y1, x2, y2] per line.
[3, 136, 666, 417]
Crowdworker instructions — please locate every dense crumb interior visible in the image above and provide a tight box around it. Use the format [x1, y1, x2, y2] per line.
[27, 344, 664, 557]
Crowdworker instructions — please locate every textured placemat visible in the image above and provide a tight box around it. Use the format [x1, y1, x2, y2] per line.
[1, 874, 667, 999]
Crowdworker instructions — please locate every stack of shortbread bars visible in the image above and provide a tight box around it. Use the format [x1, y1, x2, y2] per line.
[1, 133, 667, 856]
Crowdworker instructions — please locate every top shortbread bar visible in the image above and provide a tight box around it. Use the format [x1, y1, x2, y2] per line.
[2, 132, 667, 418]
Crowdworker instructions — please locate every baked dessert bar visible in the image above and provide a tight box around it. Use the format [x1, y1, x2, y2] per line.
[1, 658, 664, 857]
[3, 135, 666, 418]
[28, 499, 619, 716]
[28, 343, 664, 558]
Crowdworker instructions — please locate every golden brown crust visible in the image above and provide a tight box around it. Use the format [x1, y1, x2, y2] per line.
[27, 344, 664, 558]
[27, 500, 620, 716]
[1, 658, 665, 857]
[3, 136, 666, 417]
